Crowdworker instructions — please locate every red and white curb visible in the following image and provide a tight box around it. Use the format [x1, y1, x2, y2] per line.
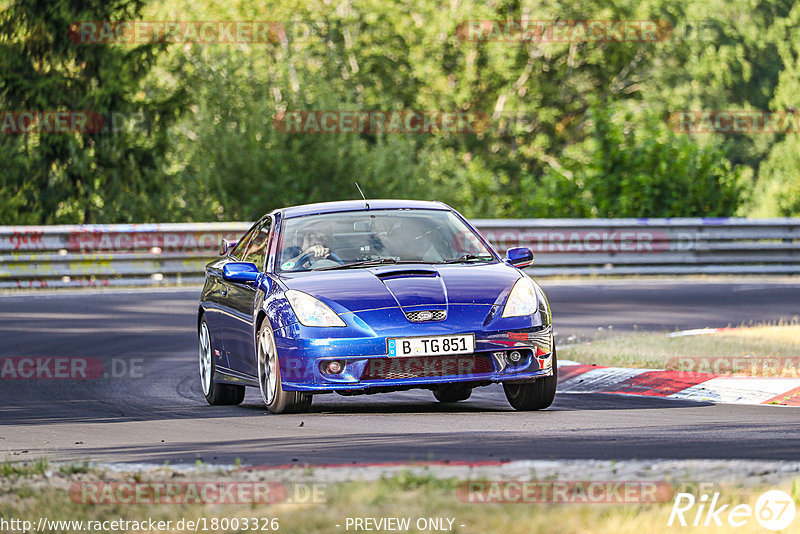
[557, 362, 800, 406]
[666, 327, 732, 337]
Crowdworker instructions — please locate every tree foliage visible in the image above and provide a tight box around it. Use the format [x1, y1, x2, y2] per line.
[0, 0, 184, 223]
[1, 0, 798, 223]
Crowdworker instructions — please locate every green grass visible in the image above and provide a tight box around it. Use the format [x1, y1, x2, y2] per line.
[1, 466, 798, 533]
[1, 459, 97, 479]
[560, 323, 800, 371]
[1, 458, 50, 478]
[58, 461, 93, 476]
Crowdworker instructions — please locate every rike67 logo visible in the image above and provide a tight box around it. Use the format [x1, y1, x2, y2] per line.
[668, 489, 796, 531]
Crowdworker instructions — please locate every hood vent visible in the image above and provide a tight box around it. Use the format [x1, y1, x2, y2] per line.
[375, 270, 439, 280]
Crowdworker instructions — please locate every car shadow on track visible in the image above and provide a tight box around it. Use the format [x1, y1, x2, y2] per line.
[236, 387, 714, 415]
[0, 386, 713, 427]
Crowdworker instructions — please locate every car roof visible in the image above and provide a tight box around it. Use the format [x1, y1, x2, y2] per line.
[279, 199, 451, 218]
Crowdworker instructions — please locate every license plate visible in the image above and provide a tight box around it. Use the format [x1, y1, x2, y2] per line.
[387, 334, 475, 357]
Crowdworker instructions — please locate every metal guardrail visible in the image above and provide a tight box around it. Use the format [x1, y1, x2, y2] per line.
[0, 223, 247, 289]
[474, 218, 800, 276]
[1, 218, 798, 288]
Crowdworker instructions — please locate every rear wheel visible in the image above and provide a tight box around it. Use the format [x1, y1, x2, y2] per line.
[199, 317, 245, 405]
[257, 321, 312, 414]
[503, 349, 557, 411]
[433, 384, 472, 403]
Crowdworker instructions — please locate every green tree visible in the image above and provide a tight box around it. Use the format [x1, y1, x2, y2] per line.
[0, 0, 185, 224]
[5, 0, 792, 223]
[749, 2, 800, 216]
[535, 104, 744, 217]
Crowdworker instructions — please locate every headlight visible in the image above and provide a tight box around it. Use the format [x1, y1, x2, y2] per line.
[285, 290, 346, 327]
[501, 276, 539, 318]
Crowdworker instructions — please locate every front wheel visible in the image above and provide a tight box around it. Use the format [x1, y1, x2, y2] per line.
[257, 321, 312, 414]
[503, 349, 557, 411]
[199, 317, 245, 405]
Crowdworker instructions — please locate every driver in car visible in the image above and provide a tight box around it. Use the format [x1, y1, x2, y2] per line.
[281, 228, 340, 270]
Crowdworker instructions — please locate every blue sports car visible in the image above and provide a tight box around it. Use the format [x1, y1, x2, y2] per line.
[198, 200, 555, 413]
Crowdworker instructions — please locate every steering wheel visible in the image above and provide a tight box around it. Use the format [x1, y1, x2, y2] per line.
[295, 250, 344, 270]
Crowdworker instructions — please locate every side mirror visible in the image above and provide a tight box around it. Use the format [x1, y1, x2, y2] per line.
[220, 238, 237, 256]
[505, 247, 534, 268]
[222, 262, 260, 284]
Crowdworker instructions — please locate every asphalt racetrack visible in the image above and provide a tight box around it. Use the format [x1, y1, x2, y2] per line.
[1, 279, 799, 467]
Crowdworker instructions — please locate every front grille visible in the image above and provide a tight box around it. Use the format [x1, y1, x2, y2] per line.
[405, 309, 447, 323]
[362, 354, 494, 380]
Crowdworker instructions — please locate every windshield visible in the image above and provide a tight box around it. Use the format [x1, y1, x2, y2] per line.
[277, 209, 495, 272]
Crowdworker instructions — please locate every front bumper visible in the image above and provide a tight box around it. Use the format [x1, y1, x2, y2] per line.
[273, 310, 554, 392]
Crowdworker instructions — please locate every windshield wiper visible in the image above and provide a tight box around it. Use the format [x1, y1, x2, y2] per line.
[314, 258, 399, 271]
[442, 254, 494, 264]
[315, 256, 490, 271]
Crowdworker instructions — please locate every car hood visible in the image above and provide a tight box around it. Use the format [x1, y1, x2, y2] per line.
[278, 263, 521, 312]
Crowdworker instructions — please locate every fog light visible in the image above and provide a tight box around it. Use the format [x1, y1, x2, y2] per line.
[325, 360, 343, 374]
[508, 351, 522, 363]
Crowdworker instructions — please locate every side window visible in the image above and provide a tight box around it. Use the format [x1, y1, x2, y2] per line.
[230, 221, 261, 260]
[242, 218, 272, 270]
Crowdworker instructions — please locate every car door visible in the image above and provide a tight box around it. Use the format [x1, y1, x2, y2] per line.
[201, 256, 230, 367]
[205, 219, 261, 372]
[221, 216, 272, 377]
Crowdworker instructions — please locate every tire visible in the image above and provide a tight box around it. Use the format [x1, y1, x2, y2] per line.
[502, 349, 558, 411]
[433, 384, 472, 403]
[199, 316, 245, 406]
[257, 320, 312, 414]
